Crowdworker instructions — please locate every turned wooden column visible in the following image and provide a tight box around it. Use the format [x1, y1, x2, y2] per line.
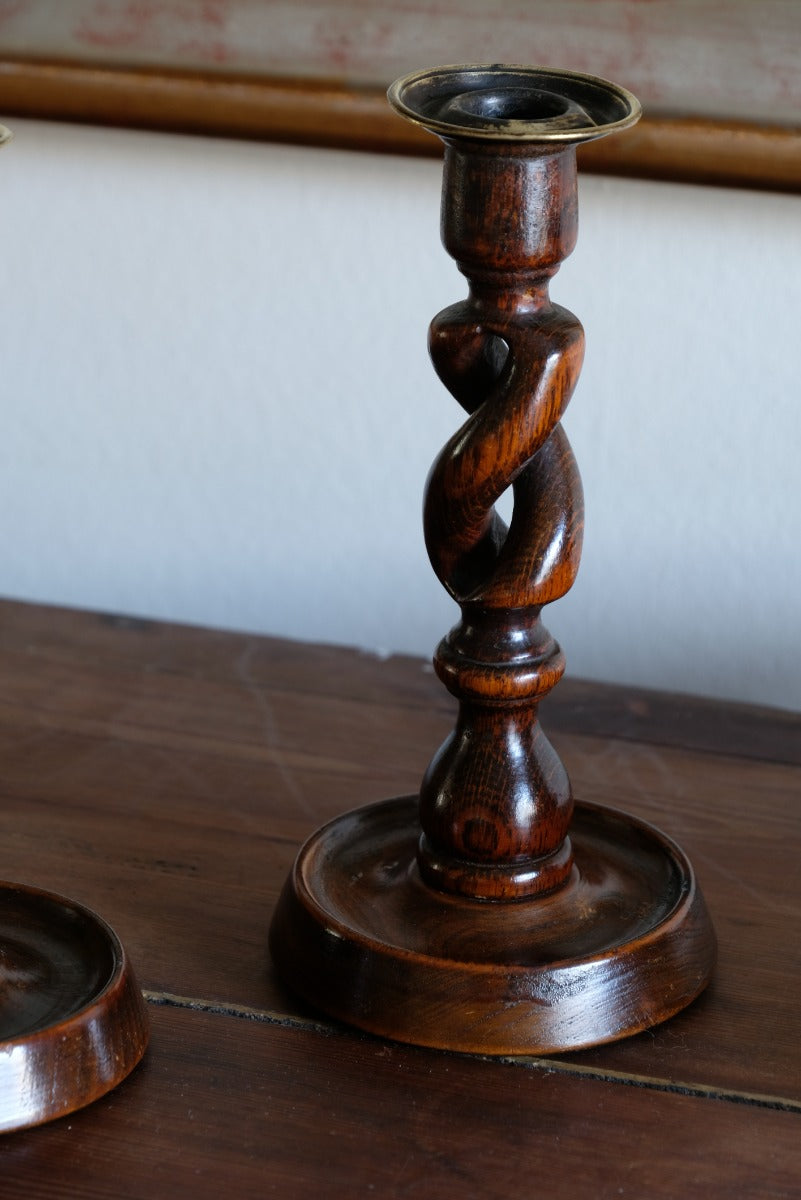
[270, 66, 716, 1056]
[418, 136, 584, 902]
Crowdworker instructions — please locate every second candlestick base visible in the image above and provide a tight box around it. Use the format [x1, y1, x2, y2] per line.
[0, 881, 149, 1132]
[270, 796, 715, 1055]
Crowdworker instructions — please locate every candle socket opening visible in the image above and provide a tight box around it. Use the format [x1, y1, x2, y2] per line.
[439, 87, 591, 133]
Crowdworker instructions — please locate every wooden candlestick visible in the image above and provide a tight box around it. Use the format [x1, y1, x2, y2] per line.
[270, 66, 716, 1054]
[0, 125, 149, 1132]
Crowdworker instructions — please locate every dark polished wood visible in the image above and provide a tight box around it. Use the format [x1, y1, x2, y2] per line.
[271, 796, 714, 1054]
[270, 66, 715, 1054]
[7, 1006, 801, 1200]
[0, 882, 149, 1133]
[0, 600, 798, 1192]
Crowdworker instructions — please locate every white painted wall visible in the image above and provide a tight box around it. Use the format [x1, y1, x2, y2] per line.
[2, 119, 799, 710]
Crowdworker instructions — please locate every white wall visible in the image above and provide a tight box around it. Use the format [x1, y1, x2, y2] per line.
[2, 118, 800, 710]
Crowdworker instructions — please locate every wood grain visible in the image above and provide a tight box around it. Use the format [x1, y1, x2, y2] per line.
[0, 601, 798, 1108]
[3, 1005, 801, 1199]
[0, 599, 795, 765]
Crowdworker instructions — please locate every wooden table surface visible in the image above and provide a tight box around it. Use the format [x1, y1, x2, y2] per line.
[0, 599, 799, 1197]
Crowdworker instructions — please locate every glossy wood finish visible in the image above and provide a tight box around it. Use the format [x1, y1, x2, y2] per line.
[270, 66, 715, 1053]
[419, 141, 587, 900]
[0, 599, 798, 1194]
[0, 881, 149, 1133]
[271, 797, 713, 1053]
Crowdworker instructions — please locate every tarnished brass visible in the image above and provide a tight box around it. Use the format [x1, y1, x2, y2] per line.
[387, 64, 640, 143]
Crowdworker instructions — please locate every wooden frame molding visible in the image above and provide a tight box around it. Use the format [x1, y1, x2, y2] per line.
[1, 58, 800, 193]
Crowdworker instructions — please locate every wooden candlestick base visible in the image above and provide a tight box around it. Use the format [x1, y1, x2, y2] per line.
[270, 66, 716, 1054]
[0, 881, 149, 1132]
[270, 798, 714, 1054]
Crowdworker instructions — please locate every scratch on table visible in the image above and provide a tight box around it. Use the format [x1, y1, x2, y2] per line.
[150, 743, 216, 803]
[235, 641, 312, 816]
[692, 847, 800, 919]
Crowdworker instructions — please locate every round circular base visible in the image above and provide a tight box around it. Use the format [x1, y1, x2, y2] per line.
[0, 881, 150, 1133]
[270, 797, 716, 1055]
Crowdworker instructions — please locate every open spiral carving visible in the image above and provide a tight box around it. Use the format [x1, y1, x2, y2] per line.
[418, 284, 587, 899]
[426, 295, 585, 615]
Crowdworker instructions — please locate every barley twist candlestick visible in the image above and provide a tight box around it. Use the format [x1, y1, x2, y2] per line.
[418, 131, 586, 903]
[270, 66, 716, 1054]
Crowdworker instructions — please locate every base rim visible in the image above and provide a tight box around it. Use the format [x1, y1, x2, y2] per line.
[270, 797, 716, 1055]
[0, 881, 150, 1133]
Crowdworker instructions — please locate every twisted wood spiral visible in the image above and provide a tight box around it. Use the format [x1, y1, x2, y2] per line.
[417, 142, 588, 900]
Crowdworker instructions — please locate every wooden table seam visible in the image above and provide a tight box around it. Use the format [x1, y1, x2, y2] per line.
[142, 989, 801, 1115]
